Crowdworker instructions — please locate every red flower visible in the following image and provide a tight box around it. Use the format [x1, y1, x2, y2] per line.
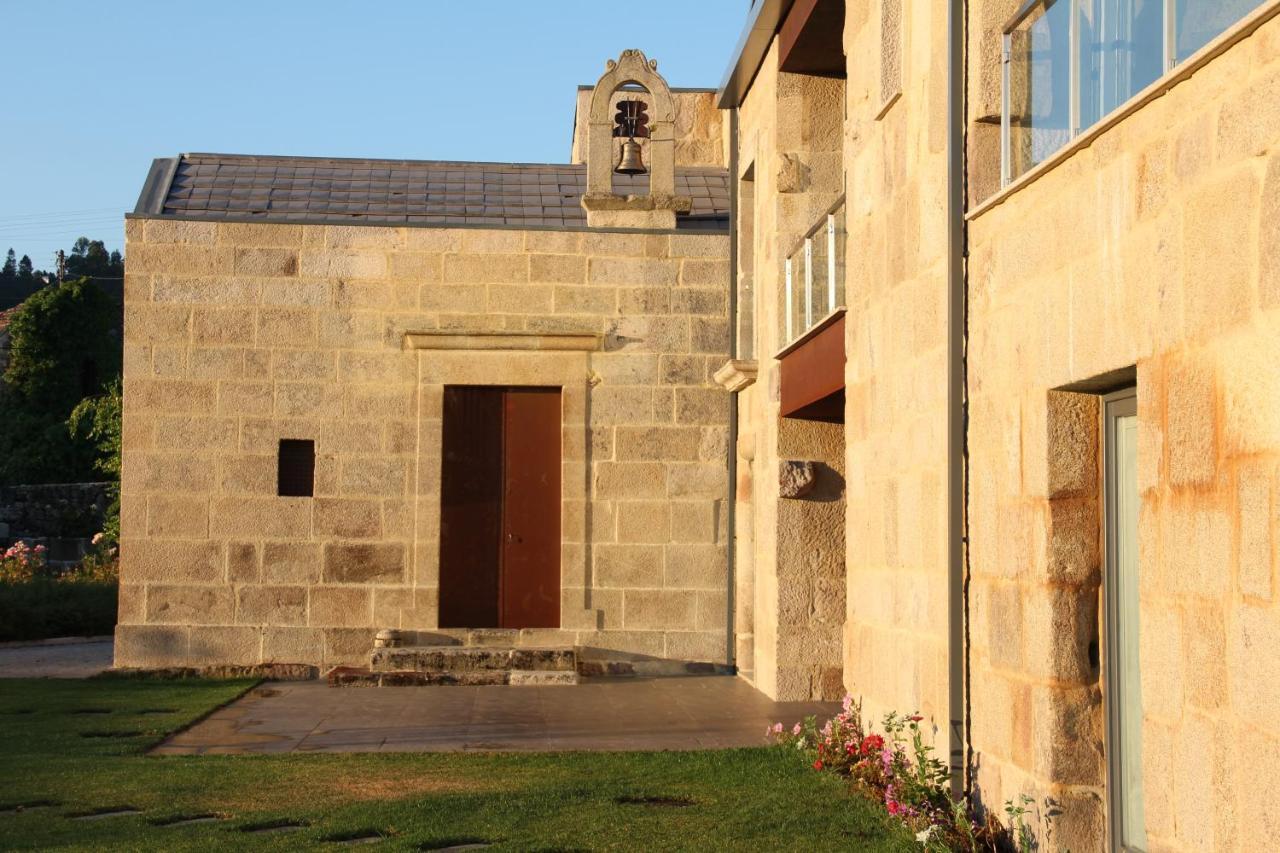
[908, 715, 923, 723]
[813, 759, 824, 770]
[859, 734, 885, 756]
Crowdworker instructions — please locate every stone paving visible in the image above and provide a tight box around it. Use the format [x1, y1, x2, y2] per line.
[154, 676, 838, 755]
[0, 638, 114, 678]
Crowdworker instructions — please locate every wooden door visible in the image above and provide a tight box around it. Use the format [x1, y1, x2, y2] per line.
[438, 386, 561, 629]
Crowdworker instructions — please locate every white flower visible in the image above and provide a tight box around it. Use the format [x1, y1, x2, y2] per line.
[915, 826, 936, 847]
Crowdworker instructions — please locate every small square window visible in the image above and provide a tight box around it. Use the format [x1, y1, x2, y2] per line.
[277, 439, 315, 497]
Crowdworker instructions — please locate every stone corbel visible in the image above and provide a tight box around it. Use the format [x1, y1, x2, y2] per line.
[713, 359, 758, 393]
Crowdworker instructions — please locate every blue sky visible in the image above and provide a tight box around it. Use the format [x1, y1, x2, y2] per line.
[0, 1, 742, 270]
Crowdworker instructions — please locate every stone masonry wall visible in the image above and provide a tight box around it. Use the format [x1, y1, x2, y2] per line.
[734, 38, 848, 700]
[117, 218, 730, 671]
[966, 7, 1280, 851]
[839, 0, 953, 736]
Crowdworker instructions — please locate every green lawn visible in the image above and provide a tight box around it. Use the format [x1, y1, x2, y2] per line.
[0, 678, 917, 851]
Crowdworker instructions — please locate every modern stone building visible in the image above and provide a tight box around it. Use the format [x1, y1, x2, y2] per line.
[117, 52, 740, 675]
[718, 0, 1280, 851]
[119, 3, 1280, 848]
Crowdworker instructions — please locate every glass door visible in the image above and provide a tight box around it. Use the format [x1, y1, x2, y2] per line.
[1104, 388, 1145, 852]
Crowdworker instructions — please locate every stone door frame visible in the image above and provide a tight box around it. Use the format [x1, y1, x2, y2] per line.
[405, 332, 596, 631]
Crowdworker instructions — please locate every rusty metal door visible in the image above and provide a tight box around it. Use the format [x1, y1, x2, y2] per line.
[438, 386, 561, 629]
[500, 388, 561, 628]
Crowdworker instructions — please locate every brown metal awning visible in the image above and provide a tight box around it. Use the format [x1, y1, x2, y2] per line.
[777, 309, 846, 422]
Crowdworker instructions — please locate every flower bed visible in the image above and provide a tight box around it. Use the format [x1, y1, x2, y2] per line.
[0, 538, 117, 642]
[770, 696, 1031, 851]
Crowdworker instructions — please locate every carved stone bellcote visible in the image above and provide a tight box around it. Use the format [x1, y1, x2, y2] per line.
[581, 49, 691, 229]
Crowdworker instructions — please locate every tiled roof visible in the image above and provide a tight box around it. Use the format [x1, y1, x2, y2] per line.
[0, 304, 22, 335]
[140, 153, 730, 230]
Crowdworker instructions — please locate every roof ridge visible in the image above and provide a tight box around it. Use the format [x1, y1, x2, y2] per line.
[179, 152, 728, 173]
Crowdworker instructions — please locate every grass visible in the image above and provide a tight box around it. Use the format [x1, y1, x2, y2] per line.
[0, 678, 918, 851]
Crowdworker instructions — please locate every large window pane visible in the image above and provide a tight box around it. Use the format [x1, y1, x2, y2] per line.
[1007, 0, 1073, 179]
[1177, 0, 1264, 60]
[1078, 0, 1165, 131]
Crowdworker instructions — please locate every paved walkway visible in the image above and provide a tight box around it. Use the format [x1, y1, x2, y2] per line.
[0, 638, 113, 678]
[155, 677, 838, 755]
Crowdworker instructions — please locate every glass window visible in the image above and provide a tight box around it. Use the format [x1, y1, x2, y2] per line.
[1077, 0, 1165, 131]
[1007, 0, 1073, 180]
[1003, 0, 1267, 184]
[1176, 0, 1263, 60]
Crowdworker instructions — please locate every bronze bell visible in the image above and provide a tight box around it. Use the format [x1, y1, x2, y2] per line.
[615, 138, 647, 175]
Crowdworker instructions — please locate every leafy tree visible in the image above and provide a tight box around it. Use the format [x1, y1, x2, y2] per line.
[68, 377, 122, 543]
[0, 278, 122, 485]
[65, 238, 123, 281]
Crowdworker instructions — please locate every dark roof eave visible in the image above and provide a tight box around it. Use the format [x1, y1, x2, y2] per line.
[716, 0, 794, 110]
[123, 210, 729, 237]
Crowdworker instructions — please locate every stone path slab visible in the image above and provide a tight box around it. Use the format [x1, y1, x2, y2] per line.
[0, 638, 113, 678]
[154, 676, 838, 755]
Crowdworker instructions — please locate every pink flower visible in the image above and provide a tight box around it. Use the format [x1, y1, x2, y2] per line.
[791, 723, 802, 736]
[33, 544, 46, 553]
[771, 722, 784, 735]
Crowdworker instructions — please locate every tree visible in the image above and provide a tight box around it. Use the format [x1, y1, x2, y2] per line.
[68, 377, 122, 543]
[16, 255, 32, 282]
[0, 278, 122, 485]
[65, 238, 122, 281]
[0, 250, 14, 282]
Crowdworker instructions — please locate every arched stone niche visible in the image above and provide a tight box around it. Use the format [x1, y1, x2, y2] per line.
[581, 49, 691, 228]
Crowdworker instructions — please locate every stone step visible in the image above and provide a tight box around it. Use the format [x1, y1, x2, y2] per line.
[370, 645, 577, 675]
[328, 666, 577, 687]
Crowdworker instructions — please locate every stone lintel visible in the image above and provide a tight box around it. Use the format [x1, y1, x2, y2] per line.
[403, 331, 601, 352]
[713, 359, 759, 393]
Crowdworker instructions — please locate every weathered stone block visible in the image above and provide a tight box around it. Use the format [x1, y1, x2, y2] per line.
[122, 538, 222, 583]
[322, 543, 405, 584]
[443, 253, 528, 284]
[615, 501, 672, 544]
[146, 495, 209, 538]
[262, 542, 321, 584]
[299, 250, 387, 278]
[623, 589, 697, 630]
[192, 307, 255, 345]
[146, 584, 235, 625]
[209, 497, 312, 539]
[234, 248, 298, 277]
[257, 308, 318, 348]
[237, 585, 308, 626]
[145, 220, 218, 244]
[664, 543, 726, 589]
[615, 426, 701, 461]
[114, 624, 188, 667]
[187, 626, 261, 666]
[227, 542, 260, 583]
[589, 257, 679, 286]
[310, 587, 373, 628]
[594, 462, 667, 499]
[594, 543, 663, 587]
[261, 626, 323, 663]
[530, 253, 587, 283]
[314, 498, 383, 539]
